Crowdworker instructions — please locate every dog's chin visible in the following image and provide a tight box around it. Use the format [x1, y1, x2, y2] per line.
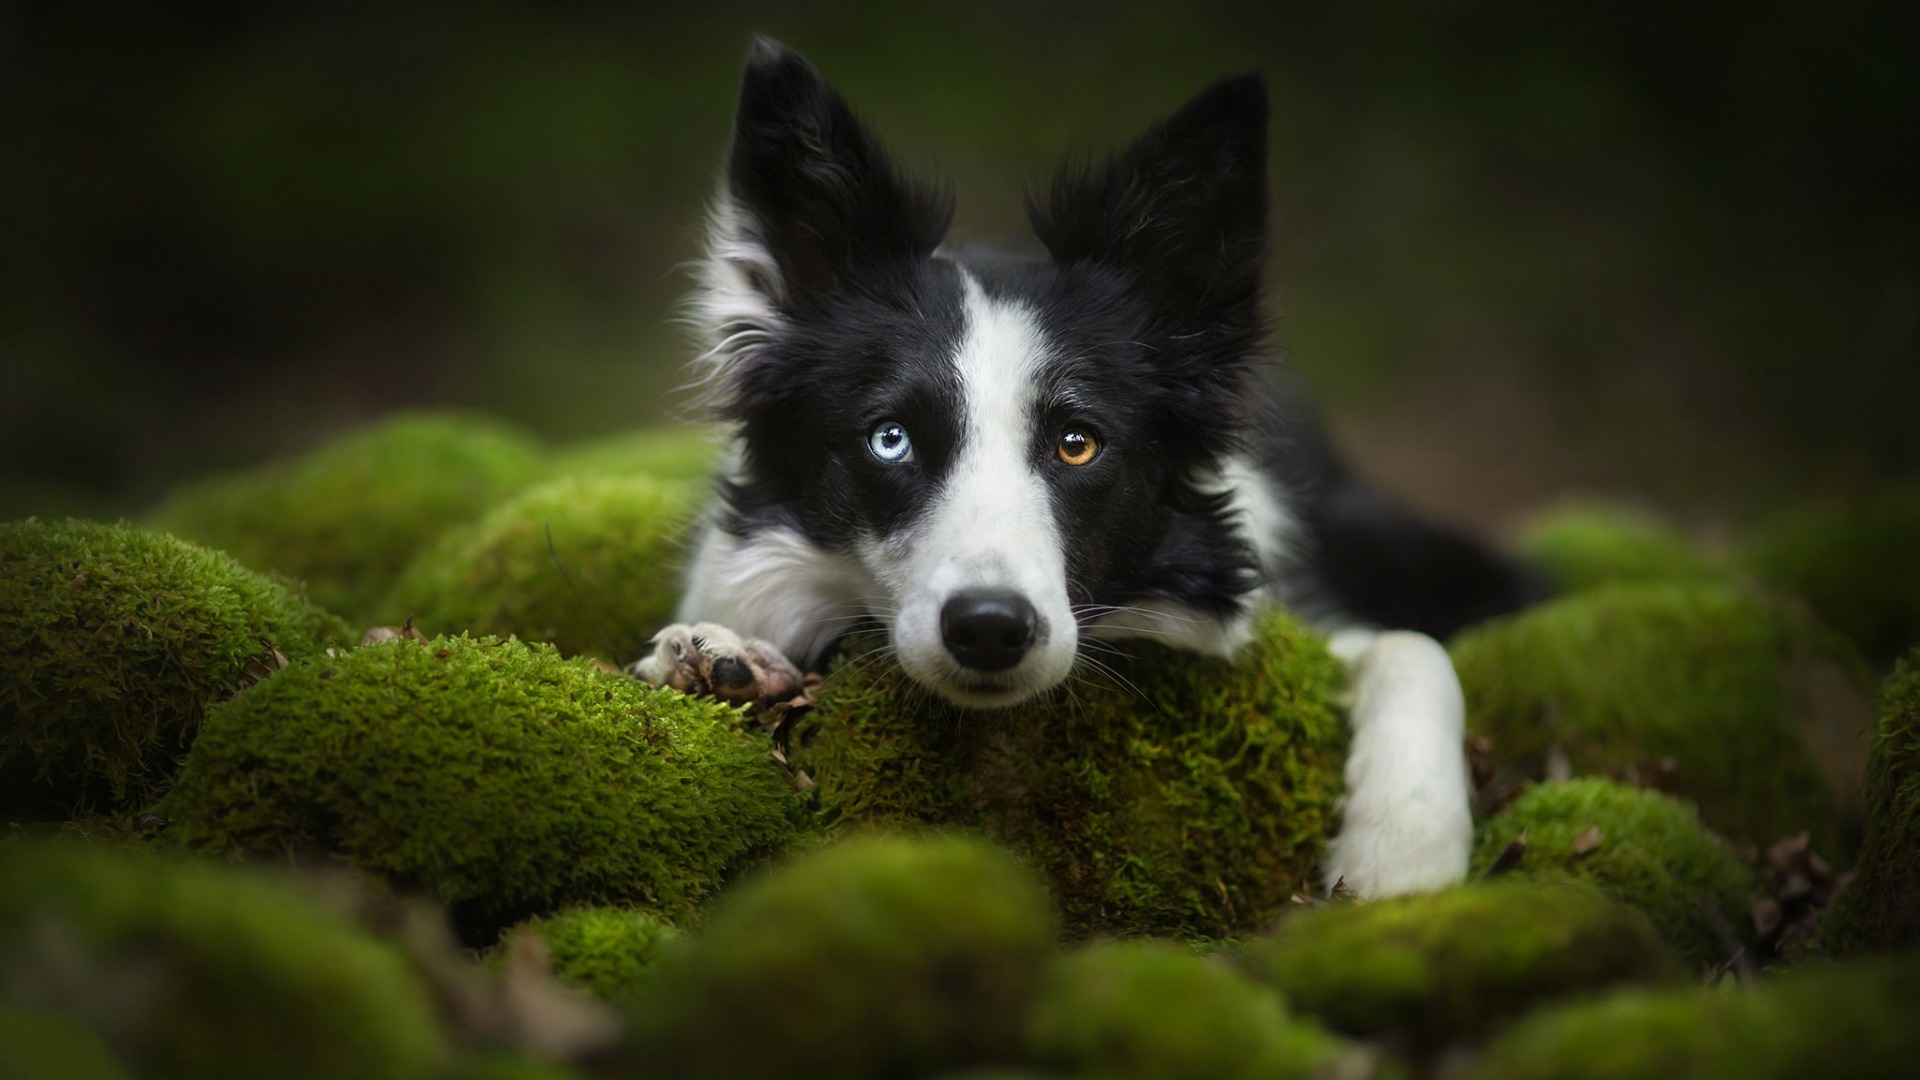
[893, 650, 1068, 711]
[930, 676, 1051, 711]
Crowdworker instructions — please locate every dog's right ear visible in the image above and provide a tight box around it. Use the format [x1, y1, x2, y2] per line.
[691, 40, 952, 386]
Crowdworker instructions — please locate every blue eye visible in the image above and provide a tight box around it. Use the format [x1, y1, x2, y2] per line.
[868, 420, 913, 463]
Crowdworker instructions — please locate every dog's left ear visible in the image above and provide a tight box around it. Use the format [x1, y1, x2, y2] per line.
[1029, 75, 1267, 321]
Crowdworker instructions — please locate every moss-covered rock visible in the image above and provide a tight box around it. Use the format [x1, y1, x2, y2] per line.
[147, 412, 547, 623]
[549, 426, 723, 485]
[501, 906, 678, 1000]
[385, 474, 695, 664]
[626, 832, 1059, 1080]
[0, 843, 444, 1080]
[1451, 581, 1854, 849]
[1821, 650, 1920, 956]
[1743, 492, 1920, 665]
[0, 519, 347, 809]
[1236, 879, 1683, 1044]
[791, 609, 1348, 940]
[1028, 941, 1345, 1080]
[160, 635, 799, 929]
[450, 1056, 587, 1080]
[1518, 504, 1724, 595]
[1471, 780, 1755, 970]
[1462, 955, 1920, 1080]
[0, 1007, 131, 1080]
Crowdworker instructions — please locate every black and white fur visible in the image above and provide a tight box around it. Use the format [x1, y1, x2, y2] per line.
[635, 41, 1541, 897]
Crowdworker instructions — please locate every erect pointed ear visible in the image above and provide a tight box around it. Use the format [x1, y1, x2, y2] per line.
[1027, 75, 1268, 319]
[697, 39, 952, 334]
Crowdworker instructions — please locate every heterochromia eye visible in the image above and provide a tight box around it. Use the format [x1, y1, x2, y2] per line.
[868, 420, 914, 463]
[1057, 427, 1099, 466]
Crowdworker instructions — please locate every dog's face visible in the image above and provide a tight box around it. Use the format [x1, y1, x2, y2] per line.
[693, 40, 1272, 707]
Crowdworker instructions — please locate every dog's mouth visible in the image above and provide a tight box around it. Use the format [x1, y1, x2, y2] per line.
[938, 675, 1045, 710]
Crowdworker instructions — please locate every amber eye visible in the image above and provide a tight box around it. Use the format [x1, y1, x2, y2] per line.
[1056, 428, 1099, 466]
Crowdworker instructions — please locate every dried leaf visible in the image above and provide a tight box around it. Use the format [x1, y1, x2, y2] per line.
[1482, 832, 1528, 879]
[362, 621, 429, 645]
[1328, 877, 1359, 903]
[1571, 826, 1604, 856]
[1766, 831, 1813, 870]
[235, 645, 292, 694]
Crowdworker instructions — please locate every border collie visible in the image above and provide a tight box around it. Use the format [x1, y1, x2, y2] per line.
[634, 40, 1540, 897]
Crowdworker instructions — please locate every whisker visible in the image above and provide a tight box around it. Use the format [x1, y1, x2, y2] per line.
[1071, 653, 1153, 707]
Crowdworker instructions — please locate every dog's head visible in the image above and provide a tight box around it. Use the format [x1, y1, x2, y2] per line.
[692, 39, 1271, 708]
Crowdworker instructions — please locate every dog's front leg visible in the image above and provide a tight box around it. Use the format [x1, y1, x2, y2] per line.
[1320, 629, 1473, 897]
[628, 622, 805, 706]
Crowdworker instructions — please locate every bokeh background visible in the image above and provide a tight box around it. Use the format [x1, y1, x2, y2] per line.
[4, 0, 1916, 534]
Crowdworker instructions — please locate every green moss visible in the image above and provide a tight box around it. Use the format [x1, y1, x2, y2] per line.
[1235, 880, 1683, 1044]
[1029, 941, 1344, 1080]
[1821, 650, 1920, 956]
[160, 635, 799, 929]
[0, 519, 347, 809]
[448, 1055, 587, 1080]
[502, 906, 678, 999]
[1470, 780, 1755, 970]
[1450, 582, 1849, 849]
[1518, 504, 1724, 595]
[626, 832, 1059, 1080]
[0, 1008, 131, 1080]
[1462, 955, 1920, 1080]
[385, 474, 695, 664]
[549, 425, 723, 485]
[147, 412, 547, 624]
[1743, 492, 1920, 665]
[792, 609, 1349, 939]
[0, 843, 443, 1080]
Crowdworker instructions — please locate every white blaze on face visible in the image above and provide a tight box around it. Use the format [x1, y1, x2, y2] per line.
[863, 270, 1079, 707]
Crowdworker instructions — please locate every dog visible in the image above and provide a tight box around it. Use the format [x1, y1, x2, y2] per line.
[633, 39, 1541, 897]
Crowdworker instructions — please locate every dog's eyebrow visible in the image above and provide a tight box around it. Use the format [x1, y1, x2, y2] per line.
[1038, 378, 1091, 415]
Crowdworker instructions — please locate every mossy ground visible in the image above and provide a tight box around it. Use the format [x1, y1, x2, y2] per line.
[792, 609, 1348, 939]
[0, 519, 347, 810]
[1450, 581, 1853, 849]
[1464, 955, 1920, 1080]
[500, 906, 679, 1000]
[0, 1007, 131, 1080]
[385, 473, 696, 664]
[1028, 941, 1344, 1080]
[1742, 491, 1920, 666]
[147, 412, 548, 624]
[1820, 649, 1920, 956]
[1518, 504, 1726, 595]
[1236, 879, 1683, 1045]
[625, 833, 1059, 1080]
[160, 634, 799, 931]
[0, 843, 444, 1080]
[11, 416, 1919, 1074]
[1471, 779, 1755, 970]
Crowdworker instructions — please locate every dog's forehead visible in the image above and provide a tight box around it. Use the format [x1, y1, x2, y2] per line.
[958, 256, 1147, 347]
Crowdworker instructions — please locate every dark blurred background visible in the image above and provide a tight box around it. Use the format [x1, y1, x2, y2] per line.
[3, 0, 1915, 533]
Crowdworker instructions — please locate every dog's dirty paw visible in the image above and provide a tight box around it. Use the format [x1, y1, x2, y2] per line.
[627, 623, 804, 706]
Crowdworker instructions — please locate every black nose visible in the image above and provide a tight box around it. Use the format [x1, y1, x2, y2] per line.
[940, 590, 1038, 672]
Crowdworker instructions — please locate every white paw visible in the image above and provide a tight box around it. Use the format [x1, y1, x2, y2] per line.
[1322, 631, 1472, 898]
[627, 622, 804, 705]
